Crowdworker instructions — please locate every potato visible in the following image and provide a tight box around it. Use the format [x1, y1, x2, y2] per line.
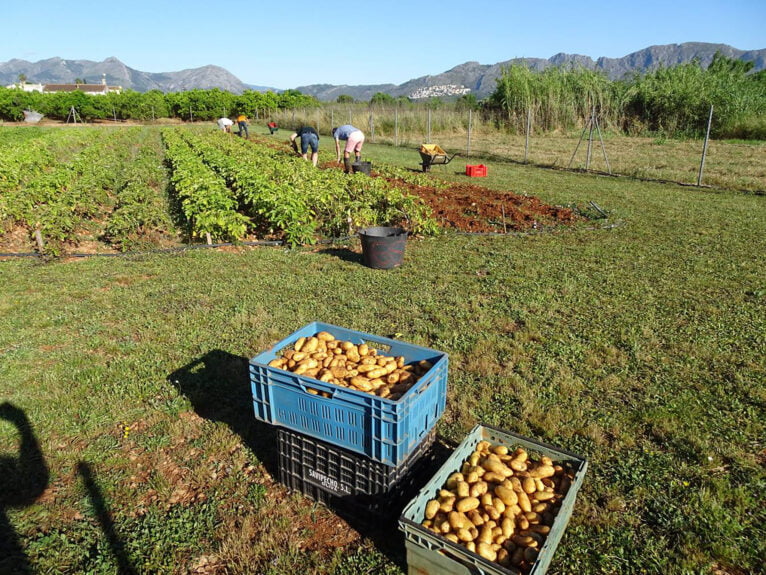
[494, 485, 518, 507]
[533, 490, 555, 502]
[448, 511, 471, 531]
[517, 490, 532, 513]
[456, 497, 480, 513]
[445, 472, 463, 489]
[478, 524, 494, 544]
[302, 337, 319, 354]
[529, 465, 556, 479]
[482, 458, 511, 477]
[482, 471, 506, 484]
[425, 499, 440, 520]
[476, 542, 497, 562]
[457, 528, 474, 542]
[294, 337, 306, 352]
[522, 477, 536, 494]
[350, 376, 372, 391]
[470, 481, 488, 498]
[366, 367, 387, 379]
[466, 509, 484, 526]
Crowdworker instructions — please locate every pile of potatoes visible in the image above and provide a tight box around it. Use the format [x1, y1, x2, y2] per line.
[420, 439, 575, 573]
[267, 331, 433, 400]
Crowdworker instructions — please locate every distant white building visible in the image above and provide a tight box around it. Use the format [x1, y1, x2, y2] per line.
[5, 82, 44, 92]
[5, 74, 122, 95]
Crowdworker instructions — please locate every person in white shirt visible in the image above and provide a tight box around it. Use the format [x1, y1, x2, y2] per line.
[217, 117, 234, 133]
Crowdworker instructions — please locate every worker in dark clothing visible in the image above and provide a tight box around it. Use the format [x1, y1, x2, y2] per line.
[290, 126, 320, 167]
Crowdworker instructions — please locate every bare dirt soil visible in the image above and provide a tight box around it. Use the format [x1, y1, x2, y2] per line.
[319, 161, 581, 234]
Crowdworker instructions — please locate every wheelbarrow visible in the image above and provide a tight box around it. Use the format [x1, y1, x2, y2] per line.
[419, 144, 459, 172]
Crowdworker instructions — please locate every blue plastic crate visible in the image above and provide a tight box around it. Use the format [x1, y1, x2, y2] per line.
[249, 322, 448, 467]
[399, 424, 588, 575]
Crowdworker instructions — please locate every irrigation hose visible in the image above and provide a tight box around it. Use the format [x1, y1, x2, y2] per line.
[0, 220, 623, 260]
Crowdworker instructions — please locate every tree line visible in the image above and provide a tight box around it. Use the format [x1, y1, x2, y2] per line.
[0, 88, 318, 123]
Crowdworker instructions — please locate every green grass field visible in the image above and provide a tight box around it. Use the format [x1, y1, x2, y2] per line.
[1, 130, 765, 574]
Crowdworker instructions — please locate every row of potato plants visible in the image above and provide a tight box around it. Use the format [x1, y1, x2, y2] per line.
[161, 129, 250, 243]
[176, 129, 438, 246]
[0, 128, 168, 254]
[0, 129, 110, 253]
[103, 129, 177, 251]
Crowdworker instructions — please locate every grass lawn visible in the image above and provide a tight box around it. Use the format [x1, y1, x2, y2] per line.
[1, 136, 765, 574]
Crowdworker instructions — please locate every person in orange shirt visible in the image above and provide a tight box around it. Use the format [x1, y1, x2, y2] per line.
[236, 114, 249, 139]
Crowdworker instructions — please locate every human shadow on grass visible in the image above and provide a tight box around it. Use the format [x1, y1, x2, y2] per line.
[0, 402, 50, 575]
[168, 350, 278, 479]
[167, 350, 458, 571]
[323, 435, 456, 571]
[77, 461, 137, 575]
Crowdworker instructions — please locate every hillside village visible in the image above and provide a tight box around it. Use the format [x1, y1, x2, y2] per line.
[408, 84, 471, 99]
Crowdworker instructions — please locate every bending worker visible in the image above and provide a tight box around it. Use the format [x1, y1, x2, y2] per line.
[236, 113, 249, 138]
[332, 124, 364, 173]
[217, 117, 233, 133]
[290, 126, 320, 167]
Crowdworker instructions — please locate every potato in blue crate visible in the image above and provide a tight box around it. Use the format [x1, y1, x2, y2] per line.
[249, 322, 449, 467]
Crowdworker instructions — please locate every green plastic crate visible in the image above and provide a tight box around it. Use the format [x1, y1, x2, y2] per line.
[399, 424, 588, 575]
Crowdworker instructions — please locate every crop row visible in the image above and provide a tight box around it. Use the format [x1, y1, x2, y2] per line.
[1, 128, 175, 254]
[161, 129, 250, 243]
[172, 129, 437, 245]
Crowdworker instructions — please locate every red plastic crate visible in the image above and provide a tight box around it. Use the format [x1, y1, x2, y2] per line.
[466, 164, 487, 177]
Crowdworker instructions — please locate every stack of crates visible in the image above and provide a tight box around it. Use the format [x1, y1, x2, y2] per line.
[249, 322, 449, 523]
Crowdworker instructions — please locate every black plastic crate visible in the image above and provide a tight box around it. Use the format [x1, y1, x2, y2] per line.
[277, 426, 447, 525]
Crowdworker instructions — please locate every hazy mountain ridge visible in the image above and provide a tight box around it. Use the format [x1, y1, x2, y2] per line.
[2, 43, 764, 99]
[297, 42, 766, 101]
[0, 56, 253, 93]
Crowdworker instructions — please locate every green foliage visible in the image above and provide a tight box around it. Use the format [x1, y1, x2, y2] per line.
[456, 93, 479, 111]
[489, 64, 616, 132]
[336, 94, 355, 104]
[370, 92, 395, 105]
[487, 54, 766, 138]
[0, 87, 320, 122]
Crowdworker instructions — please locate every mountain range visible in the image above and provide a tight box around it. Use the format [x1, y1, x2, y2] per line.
[1, 43, 764, 101]
[0, 56, 251, 94]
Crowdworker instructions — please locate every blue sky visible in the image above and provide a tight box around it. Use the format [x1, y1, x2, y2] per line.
[2, 0, 764, 89]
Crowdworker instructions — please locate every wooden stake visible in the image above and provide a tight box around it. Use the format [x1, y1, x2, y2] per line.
[501, 204, 507, 234]
[698, 105, 714, 187]
[34, 229, 45, 252]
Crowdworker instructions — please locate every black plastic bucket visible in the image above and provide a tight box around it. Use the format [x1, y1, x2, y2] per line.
[358, 227, 407, 269]
[352, 161, 372, 176]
